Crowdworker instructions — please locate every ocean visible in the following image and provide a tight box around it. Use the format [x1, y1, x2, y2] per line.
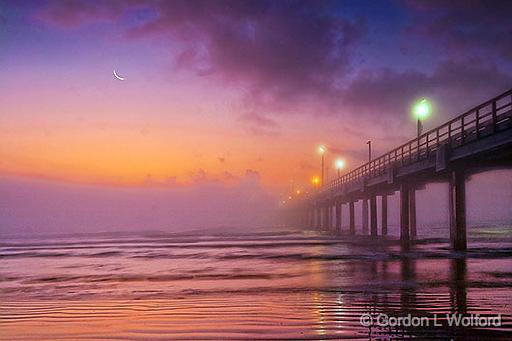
[1, 224, 511, 340]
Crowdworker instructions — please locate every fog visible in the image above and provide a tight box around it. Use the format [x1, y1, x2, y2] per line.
[0, 174, 277, 236]
[0, 170, 510, 237]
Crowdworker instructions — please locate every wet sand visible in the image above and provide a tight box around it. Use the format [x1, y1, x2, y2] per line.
[1, 225, 511, 340]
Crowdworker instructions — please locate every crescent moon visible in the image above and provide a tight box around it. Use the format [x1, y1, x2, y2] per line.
[113, 69, 125, 81]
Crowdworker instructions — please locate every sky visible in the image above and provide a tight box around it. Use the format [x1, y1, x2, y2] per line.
[1, 0, 511, 234]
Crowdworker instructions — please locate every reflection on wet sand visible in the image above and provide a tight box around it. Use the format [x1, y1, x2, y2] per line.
[1, 227, 511, 340]
[451, 257, 467, 315]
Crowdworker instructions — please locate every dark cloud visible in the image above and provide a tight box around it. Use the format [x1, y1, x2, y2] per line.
[36, 0, 133, 28]
[403, 0, 512, 60]
[342, 59, 512, 122]
[129, 1, 364, 107]
[35, 0, 363, 112]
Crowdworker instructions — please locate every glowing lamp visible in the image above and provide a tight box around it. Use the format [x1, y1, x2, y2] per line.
[335, 159, 345, 170]
[414, 98, 431, 120]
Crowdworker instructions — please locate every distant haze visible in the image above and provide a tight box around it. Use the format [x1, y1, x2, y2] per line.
[0, 174, 277, 235]
[1, 170, 510, 236]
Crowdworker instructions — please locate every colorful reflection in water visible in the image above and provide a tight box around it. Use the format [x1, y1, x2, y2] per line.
[1, 226, 511, 340]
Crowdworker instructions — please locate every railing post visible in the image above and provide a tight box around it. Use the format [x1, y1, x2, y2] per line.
[417, 137, 420, 161]
[492, 100, 497, 133]
[461, 116, 465, 144]
[448, 123, 452, 147]
[475, 108, 480, 139]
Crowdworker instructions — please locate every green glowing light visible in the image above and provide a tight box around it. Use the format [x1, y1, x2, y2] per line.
[414, 98, 431, 120]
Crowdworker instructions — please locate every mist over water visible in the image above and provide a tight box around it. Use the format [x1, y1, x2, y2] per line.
[0, 174, 278, 236]
[1, 170, 511, 237]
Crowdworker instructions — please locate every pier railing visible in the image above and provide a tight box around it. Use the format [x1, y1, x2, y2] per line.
[322, 89, 512, 194]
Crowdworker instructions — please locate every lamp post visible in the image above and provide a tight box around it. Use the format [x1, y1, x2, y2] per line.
[335, 158, 345, 178]
[366, 140, 371, 162]
[318, 145, 326, 187]
[413, 98, 431, 137]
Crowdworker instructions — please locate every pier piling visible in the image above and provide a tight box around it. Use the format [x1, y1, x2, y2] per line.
[450, 170, 467, 251]
[370, 194, 378, 238]
[409, 188, 417, 238]
[335, 201, 342, 231]
[362, 199, 369, 235]
[349, 201, 355, 235]
[381, 195, 388, 236]
[400, 183, 410, 244]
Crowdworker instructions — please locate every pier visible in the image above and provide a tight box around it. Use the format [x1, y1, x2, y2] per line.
[289, 89, 512, 250]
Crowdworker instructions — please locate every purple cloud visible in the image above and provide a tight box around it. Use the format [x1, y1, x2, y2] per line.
[36, 0, 365, 112]
[403, 0, 512, 60]
[341, 59, 512, 122]
[36, 0, 133, 28]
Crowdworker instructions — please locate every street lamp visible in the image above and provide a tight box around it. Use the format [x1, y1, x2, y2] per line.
[366, 140, 371, 162]
[413, 98, 431, 137]
[312, 176, 320, 189]
[318, 145, 327, 187]
[335, 158, 345, 177]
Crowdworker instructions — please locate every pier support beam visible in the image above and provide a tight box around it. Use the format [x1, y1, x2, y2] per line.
[349, 201, 355, 235]
[409, 188, 417, 238]
[322, 206, 328, 230]
[316, 207, 321, 229]
[335, 201, 342, 231]
[326, 205, 331, 230]
[381, 195, 388, 236]
[327, 204, 332, 230]
[324, 206, 328, 230]
[400, 183, 410, 245]
[450, 170, 467, 251]
[370, 194, 378, 238]
[362, 198, 369, 235]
